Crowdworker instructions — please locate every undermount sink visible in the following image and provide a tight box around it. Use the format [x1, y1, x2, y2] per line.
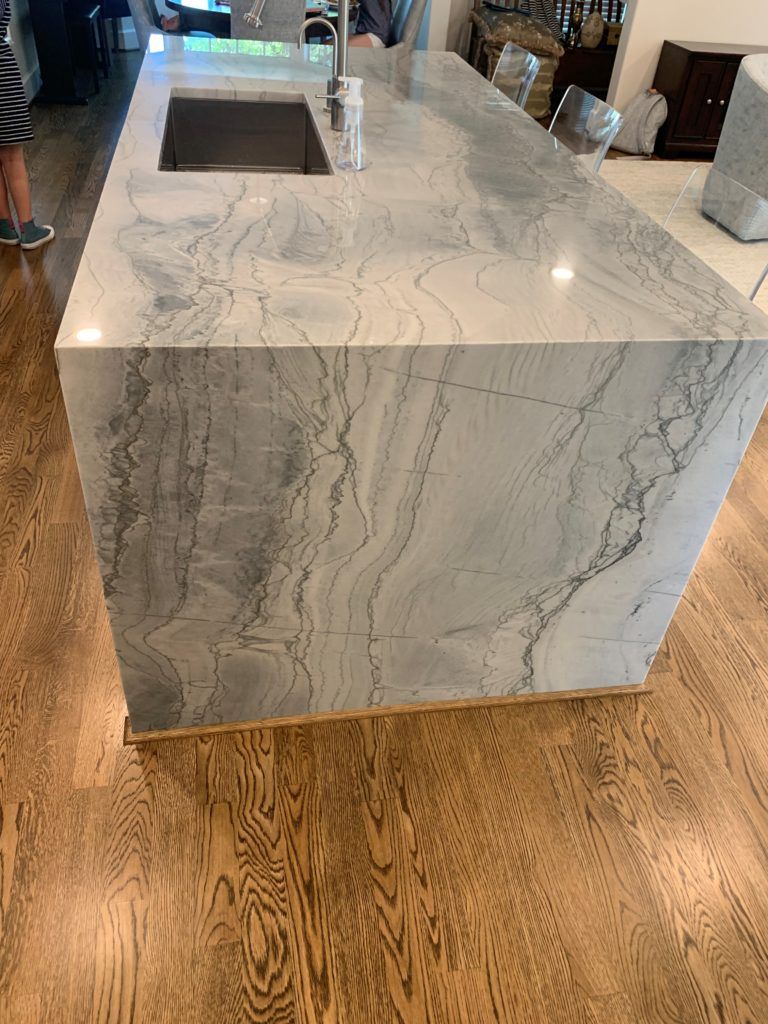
[158, 94, 333, 175]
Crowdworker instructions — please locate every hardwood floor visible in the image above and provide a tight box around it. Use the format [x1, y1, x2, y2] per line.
[2, 54, 768, 1022]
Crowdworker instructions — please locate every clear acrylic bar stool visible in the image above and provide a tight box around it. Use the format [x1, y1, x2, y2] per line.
[548, 85, 623, 174]
[664, 165, 768, 303]
[490, 42, 541, 111]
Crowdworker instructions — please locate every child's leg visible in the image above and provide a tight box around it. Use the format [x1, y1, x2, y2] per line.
[0, 144, 54, 249]
[0, 170, 18, 243]
[0, 172, 12, 221]
[0, 145, 33, 224]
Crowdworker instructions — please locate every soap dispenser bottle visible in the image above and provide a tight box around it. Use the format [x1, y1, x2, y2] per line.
[336, 77, 366, 172]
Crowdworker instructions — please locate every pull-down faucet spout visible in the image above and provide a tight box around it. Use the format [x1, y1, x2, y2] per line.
[297, 0, 351, 131]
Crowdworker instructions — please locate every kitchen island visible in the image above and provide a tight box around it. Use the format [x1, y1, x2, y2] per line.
[56, 37, 768, 735]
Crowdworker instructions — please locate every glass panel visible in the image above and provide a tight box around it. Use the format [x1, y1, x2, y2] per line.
[556, 0, 627, 35]
[548, 85, 623, 173]
[491, 42, 541, 111]
[664, 165, 768, 302]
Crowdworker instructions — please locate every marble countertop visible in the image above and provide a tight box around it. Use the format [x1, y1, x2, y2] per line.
[55, 37, 768, 353]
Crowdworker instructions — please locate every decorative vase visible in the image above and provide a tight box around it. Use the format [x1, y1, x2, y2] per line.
[581, 9, 605, 49]
[566, 0, 584, 49]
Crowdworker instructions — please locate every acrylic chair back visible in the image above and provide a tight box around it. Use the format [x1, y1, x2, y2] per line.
[664, 164, 768, 302]
[491, 42, 541, 110]
[548, 85, 623, 174]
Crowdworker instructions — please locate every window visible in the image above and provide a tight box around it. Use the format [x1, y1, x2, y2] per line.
[556, 0, 626, 36]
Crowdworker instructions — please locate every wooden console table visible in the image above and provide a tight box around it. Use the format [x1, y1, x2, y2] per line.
[653, 40, 768, 158]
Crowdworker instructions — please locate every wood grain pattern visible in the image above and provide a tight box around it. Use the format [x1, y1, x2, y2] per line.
[139, 742, 197, 1024]
[277, 728, 340, 1024]
[360, 794, 435, 1023]
[71, 628, 123, 790]
[192, 943, 244, 1024]
[0, 803, 22, 939]
[0, 672, 30, 803]
[230, 730, 295, 1023]
[101, 743, 157, 907]
[194, 802, 240, 949]
[3, 46, 768, 1024]
[92, 898, 147, 1024]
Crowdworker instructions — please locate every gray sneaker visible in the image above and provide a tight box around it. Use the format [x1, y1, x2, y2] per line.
[19, 220, 55, 250]
[0, 218, 19, 246]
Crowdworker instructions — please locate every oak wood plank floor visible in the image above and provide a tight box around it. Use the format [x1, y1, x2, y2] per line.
[2, 53, 768, 1022]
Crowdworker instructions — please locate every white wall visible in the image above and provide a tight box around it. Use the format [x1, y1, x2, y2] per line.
[608, 0, 768, 110]
[8, 0, 40, 100]
[420, 0, 472, 53]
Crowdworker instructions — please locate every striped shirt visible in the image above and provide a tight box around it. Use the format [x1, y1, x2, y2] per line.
[1, 0, 34, 146]
[516, 0, 564, 42]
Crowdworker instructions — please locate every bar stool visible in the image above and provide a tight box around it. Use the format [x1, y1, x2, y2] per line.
[65, 1, 108, 95]
[490, 41, 541, 111]
[96, 2, 111, 77]
[663, 165, 768, 302]
[548, 85, 624, 175]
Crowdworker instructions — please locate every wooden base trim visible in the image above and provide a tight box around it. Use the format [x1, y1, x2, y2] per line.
[123, 681, 652, 744]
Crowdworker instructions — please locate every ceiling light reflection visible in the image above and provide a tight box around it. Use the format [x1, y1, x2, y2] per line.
[76, 327, 103, 343]
[551, 267, 575, 281]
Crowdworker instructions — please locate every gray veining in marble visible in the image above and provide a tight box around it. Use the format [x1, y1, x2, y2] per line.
[56, 38, 768, 732]
[705, 55, 768, 241]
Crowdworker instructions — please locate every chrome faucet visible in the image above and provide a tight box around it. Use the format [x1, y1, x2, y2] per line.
[297, 0, 350, 131]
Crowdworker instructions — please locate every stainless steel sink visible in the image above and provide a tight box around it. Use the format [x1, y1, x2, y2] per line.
[158, 95, 332, 175]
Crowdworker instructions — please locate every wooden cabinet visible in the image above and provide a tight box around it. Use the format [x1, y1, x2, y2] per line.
[552, 47, 619, 107]
[653, 41, 768, 157]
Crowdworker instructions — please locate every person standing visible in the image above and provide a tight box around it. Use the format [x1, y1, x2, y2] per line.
[0, 0, 54, 249]
[349, 0, 392, 47]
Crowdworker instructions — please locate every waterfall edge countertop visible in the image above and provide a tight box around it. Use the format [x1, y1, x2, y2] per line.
[55, 40, 768, 733]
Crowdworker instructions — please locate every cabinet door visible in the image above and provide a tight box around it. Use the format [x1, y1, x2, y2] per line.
[676, 59, 727, 140]
[706, 60, 739, 139]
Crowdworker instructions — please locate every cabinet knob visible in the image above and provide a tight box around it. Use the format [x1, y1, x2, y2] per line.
[719, 99, 726, 106]
[706, 98, 713, 105]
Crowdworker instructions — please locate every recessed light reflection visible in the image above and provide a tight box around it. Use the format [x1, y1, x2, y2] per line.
[551, 267, 575, 281]
[76, 327, 103, 343]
